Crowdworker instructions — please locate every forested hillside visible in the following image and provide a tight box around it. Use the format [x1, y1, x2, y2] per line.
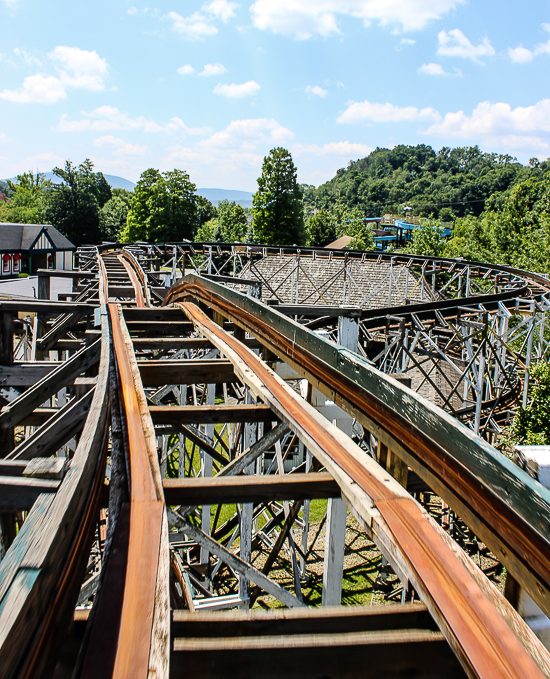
[303, 145, 546, 221]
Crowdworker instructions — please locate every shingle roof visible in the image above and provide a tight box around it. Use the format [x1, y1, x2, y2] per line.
[240, 253, 435, 310]
[0, 223, 75, 252]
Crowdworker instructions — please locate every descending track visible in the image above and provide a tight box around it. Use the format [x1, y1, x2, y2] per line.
[2, 244, 550, 678]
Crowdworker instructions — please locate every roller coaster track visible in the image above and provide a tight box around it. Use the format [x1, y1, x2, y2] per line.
[1, 244, 550, 678]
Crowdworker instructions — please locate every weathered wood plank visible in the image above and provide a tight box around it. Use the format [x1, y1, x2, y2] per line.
[7, 390, 94, 461]
[0, 363, 58, 386]
[171, 602, 435, 637]
[138, 360, 236, 386]
[0, 340, 100, 433]
[0, 476, 60, 510]
[163, 472, 340, 505]
[149, 404, 273, 425]
[170, 630, 466, 679]
[0, 300, 96, 314]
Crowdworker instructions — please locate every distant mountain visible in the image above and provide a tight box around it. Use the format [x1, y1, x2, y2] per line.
[3, 173, 255, 206]
[197, 188, 254, 208]
[4, 172, 136, 191]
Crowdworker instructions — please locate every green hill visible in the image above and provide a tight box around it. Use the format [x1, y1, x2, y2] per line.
[303, 145, 547, 221]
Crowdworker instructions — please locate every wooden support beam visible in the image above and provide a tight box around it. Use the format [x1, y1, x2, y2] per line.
[172, 602, 436, 636]
[0, 300, 96, 315]
[6, 391, 94, 462]
[149, 404, 273, 425]
[37, 313, 85, 352]
[170, 630, 465, 679]
[163, 472, 340, 505]
[180, 520, 304, 609]
[35, 269, 96, 279]
[138, 360, 236, 386]
[132, 337, 262, 350]
[122, 308, 185, 321]
[125, 321, 193, 336]
[0, 340, 100, 432]
[0, 363, 58, 386]
[0, 476, 60, 510]
[1, 311, 14, 365]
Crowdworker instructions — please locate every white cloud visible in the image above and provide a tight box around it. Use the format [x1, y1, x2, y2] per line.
[418, 62, 461, 76]
[337, 99, 441, 124]
[293, 141, 373, 157]
[508, 25, 550, 63]
[203, 0, 238, 22]
[305, 85, 328, 97]
[423, 99, 550, 159]
[177, 64, 195, 75]
[401, 38, 415, 45]
[508, 46, 535, 63]
[168, 1, 236, 39]
[163, 118, 295, 188]
[94, 135, 148, 156]
[199, 62, 227, 76]
[13, 48, 42, 67]
[213, 80, 260, 98]
[55, 106, 211, 135]
[425, 99, 550, 138]
[250, 0, 464, 40]
[169, 11, 218, 39]
[127, 6, 138, 14]
[437, 29, 494, 63]
[0, 46, 108, 104]
[0, 74, 67, 104]
[49, 46, 108, 91]
[199, 118, 294, 150]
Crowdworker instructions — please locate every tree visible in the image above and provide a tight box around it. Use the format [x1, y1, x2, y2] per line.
[307, 210, 337, 247]
[335, 206, 374, 250]
[45, 159, 112, 246]
[100, 189, 133, 242]
[196, 195, 217, 227]
[252, 148, 305, 245]
[217, 199, 247, 242]
[406, 221, 448, 258]
[0, 171, 51, 224]
[511, 363, 550, 445]
[196, 218, 219, 242]
[122, 168, 197, 243]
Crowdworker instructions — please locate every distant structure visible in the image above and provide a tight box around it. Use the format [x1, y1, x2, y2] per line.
[0, 223, 75, 276]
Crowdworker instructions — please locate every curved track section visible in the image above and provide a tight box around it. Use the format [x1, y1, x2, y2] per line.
[1, 244, 550, 679]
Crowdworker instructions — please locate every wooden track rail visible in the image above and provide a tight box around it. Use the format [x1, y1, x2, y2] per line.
[166, 274, 550, 621]
[2, 245, 550, 679]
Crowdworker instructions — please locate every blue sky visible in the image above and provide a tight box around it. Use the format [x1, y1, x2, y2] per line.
[0, 0, 549, 190]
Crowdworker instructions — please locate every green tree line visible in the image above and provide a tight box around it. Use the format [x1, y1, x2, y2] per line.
[1, 145, 548, 267]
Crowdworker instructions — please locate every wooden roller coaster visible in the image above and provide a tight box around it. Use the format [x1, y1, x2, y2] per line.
[2, 242, 550, 678]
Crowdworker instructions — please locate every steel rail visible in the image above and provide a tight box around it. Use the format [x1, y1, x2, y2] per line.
[176, 299, 544, 679]
[164, 275, 550, 620]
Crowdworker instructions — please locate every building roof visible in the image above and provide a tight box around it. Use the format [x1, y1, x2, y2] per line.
[325, 235, 353, 249]
[0, 223, 75, 253]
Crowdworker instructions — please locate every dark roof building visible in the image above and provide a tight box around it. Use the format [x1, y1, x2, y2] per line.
[0, 223, 75, 276]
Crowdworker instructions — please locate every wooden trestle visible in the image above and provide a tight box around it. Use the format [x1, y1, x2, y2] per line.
[1, 245, 550, 678]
